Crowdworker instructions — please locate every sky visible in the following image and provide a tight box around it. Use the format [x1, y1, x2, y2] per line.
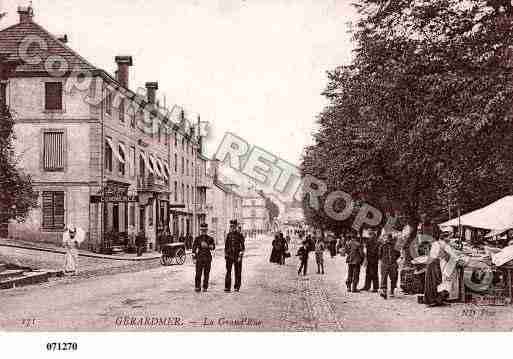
[1, 0, 356, 166]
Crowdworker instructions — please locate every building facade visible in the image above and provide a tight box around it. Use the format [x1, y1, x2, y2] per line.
[205, 161, 242, 244]
[240, 188, 270, 233]
[1, 6, 210, 252]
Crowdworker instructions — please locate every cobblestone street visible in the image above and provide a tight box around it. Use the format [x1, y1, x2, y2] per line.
[1, 235, 513, 331]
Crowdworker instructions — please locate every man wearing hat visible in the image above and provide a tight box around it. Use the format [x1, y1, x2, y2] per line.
[192, 222, 216, 292]
[224, 219, 245, 292]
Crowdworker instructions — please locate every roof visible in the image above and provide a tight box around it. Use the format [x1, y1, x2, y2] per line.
[441, 196, 513, 231]
[0, 20, 97, 73]
[0, 18, 201, 142]
[214, 180, 242, 198]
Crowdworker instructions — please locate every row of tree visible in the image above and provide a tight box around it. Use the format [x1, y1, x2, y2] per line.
[301, 0, 513, 237]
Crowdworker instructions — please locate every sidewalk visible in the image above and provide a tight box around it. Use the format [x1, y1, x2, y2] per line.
[0, 238, 161, 261]
[0, 238, 162, 279]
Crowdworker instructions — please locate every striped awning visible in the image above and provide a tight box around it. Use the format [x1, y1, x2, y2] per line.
[139, 152, 154, 174]
[156, 158, 168, 180]
[149, 154, 163, 177]
[106, 138, 125, 164]
[163, 161, 171, 178]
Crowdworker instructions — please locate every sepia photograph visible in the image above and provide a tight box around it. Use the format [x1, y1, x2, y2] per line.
[1, 0, 513, 355]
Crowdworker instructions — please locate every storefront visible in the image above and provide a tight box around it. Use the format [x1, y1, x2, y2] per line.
[90, 180, 138, 253]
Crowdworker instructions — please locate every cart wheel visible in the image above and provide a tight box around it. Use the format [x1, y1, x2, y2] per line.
[163, 255, 174, 266]
[176, 248, 186, 265]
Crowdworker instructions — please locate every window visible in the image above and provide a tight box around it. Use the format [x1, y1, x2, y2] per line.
[42, 191, 65, 230]
[45, 82, 63, 110]
[174, 181, 178, 202]
[181, 157, 184, 174]
[129, 146, 136, 177]
[138, 110, 144, 132]
[105, 91, 112, 115]
[119, 99, 125, 122]
[118, 144, 125, 176]
[105, 138, 113, 171]
[129, 204, 135, 226]
[181, 183, 185, 203]
[43, 131, 65, 171]
[130, 107, 136, 128]
[186, 160, 189, 176]
[174, 154, 178, 172]
[158, 123, 162, 143]
[182, 137, 185, 150]
[0, 83, 6, 110]
[174, 132, 177, 147]
[251, 209, 256, 217]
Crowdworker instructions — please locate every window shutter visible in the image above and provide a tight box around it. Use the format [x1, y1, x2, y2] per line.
[42, 192, 54, 228]
[54, 192, 65, 228]
[43, 132, 64, 171]
[45, 82, 63, 110]
[0, 83, 6, 110]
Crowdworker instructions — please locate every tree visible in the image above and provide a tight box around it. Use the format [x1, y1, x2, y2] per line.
[0, 78, 37, 237]
[301, 0, 513, 252]
[258, 190, 280, 224]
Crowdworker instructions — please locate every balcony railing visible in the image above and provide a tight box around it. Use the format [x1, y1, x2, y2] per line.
[196, 174, 213, 188]
[195, 203, 207, 214]
[137, 175, 169, 192]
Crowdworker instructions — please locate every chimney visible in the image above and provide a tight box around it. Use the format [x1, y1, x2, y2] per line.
[115, 56, 133, 89]
[145, 82, 158, 104]
[18, 5, 34, 24]
[211, 160, 220, 182]
[57, 34, 68, 43]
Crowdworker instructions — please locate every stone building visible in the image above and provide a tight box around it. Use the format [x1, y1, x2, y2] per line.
[240, 188, 270, 233]
[205, 161, 242, 244]
[0, 6, 209, 252]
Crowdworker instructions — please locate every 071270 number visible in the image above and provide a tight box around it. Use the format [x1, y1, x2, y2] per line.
[46, 342, 78, 351]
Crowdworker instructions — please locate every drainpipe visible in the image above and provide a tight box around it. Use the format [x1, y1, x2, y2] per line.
[100, 81, 105, 252]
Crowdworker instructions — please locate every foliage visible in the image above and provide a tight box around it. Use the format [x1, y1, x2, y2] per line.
[258, 190, 280, 223]
[0, 106, 37, 227]
[301, 0, 513, 233]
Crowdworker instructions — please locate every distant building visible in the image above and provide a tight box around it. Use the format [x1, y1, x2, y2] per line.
[239, 187, 270, 233]
[205, 160, 242, 244]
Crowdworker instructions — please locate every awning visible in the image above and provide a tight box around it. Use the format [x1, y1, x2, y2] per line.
[149, 155, 162, 177]
[156, 158, 168, 180]
[118, 143, 127, 162]
[163, 161, 171, 178]
[442, 196, 513, 231]
[139, 152, 154, 174]
[106, 138, 125, 164]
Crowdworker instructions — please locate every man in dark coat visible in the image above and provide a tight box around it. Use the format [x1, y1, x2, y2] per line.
[379, 233, 401, 299]
[345, 233, 364, 293]
[192, 223, 215, 292]
[224, 220, 245, 292]
[361, 229, 380, 292]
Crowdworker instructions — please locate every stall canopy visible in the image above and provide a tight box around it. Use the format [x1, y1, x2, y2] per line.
[441, 196, 513, 231]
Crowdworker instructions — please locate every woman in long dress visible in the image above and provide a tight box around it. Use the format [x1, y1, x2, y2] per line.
[424, 232, 465, 306]
[270, 233, 282, 264]
[63, 225, 83, 276]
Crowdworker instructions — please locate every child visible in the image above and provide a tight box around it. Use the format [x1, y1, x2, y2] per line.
[315, 238, 325, 274]
[296, 242, 309, 276]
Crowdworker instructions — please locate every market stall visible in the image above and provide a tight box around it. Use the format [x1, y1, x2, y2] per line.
[438, 196, 513, 305]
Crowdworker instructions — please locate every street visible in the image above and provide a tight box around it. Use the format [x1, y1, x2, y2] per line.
[1, 235, 513, 331]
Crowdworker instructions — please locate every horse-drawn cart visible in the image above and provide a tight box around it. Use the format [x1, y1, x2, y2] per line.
[160, 243, 186, 266]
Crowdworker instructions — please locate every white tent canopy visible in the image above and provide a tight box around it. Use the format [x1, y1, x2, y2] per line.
[441, 196, 513, 231]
